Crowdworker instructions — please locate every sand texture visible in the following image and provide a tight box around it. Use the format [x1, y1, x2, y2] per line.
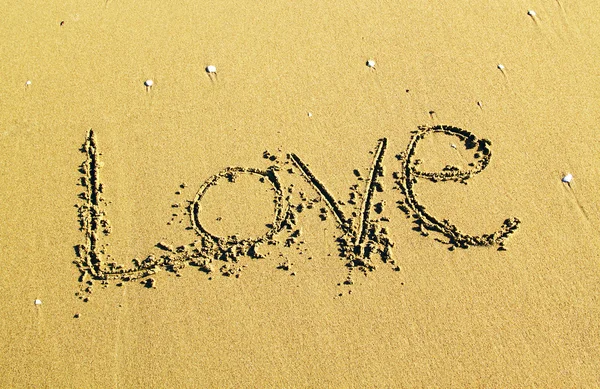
[1, 0, 600, 387]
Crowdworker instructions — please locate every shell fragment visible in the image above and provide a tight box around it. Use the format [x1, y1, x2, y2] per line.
[562, 173, 573, 183]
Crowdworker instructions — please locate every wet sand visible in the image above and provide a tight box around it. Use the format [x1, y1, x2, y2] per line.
[1, 0, 600, 387]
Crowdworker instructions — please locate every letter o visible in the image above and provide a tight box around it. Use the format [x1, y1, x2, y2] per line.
[190, 167, 288, 246]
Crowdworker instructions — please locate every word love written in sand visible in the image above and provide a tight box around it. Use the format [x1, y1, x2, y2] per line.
[74, 126, 520, 294]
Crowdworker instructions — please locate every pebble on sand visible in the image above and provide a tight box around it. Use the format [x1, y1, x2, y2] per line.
[497, 64, 505, 70]
[366, 60, 376, 68]
[25, 80, 32, 86]
[527, 10, 537, 17]
[562, 173, 573, 183]
[34, 299, 42, 305]
[206, 65, 217, 74]
[144, 79, 154, 87]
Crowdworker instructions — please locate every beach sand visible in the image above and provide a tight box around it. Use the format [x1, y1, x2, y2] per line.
[1, 0, 599, 387]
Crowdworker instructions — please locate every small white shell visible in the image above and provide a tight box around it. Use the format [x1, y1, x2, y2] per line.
[34, 299, 42, 305]
[451, 144, 457, 149]
[144, 79, 153, 87]
[527, 10, 536, 17]
[562, 173, 573, 183]
[366, 60, 376, 68]
[206, 65, 217, 73]
[307, 112, 312, 117]
[497, 64, 505, 70]
[25, 80, 32, 86]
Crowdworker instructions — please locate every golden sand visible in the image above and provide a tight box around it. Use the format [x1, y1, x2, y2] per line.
[1, 0, 599, 387]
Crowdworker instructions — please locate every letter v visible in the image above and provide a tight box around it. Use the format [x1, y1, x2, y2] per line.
[288, 138, 388, 258]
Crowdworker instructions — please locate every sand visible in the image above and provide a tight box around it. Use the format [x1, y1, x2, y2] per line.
[1, 0, 600, 387]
